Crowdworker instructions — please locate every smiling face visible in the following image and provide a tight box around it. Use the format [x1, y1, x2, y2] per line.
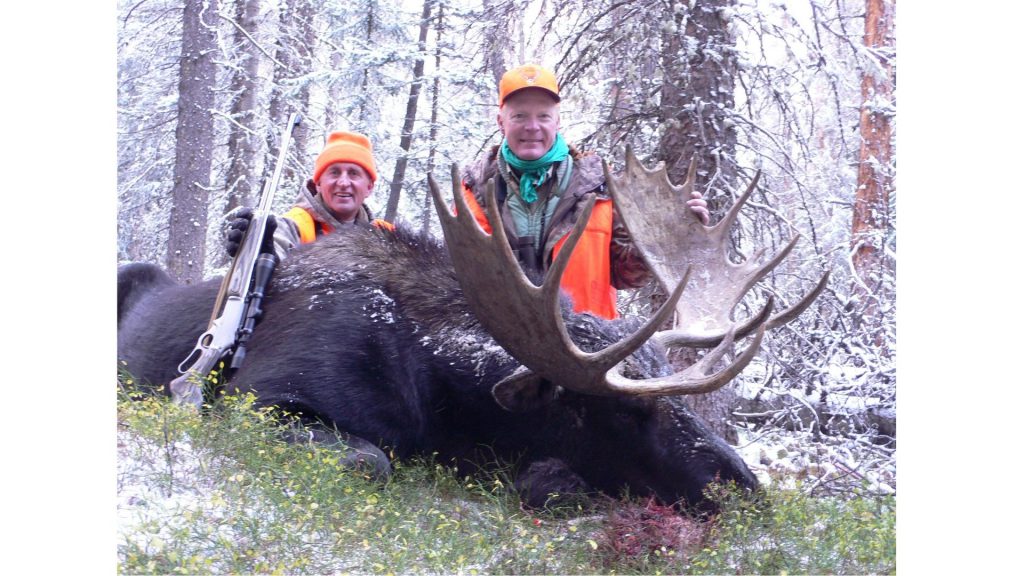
[497, 88, 561, 161]
[315, 162, 374, 222]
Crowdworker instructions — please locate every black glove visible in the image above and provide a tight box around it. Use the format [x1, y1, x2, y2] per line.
[225, 208, 278, 257]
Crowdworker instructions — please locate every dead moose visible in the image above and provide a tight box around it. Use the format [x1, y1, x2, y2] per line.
[117, 151, 827, 510]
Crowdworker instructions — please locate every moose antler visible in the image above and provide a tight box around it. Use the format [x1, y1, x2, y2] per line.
[427, 165, 767, 401]
[606, 148, 830, 347]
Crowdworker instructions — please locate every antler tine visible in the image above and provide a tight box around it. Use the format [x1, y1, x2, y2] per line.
[624, 146, 656, 182]
[628, 147, 703, 228]
[429, 165, 692, 397]
[606, 282, 773, 399]
[656, 266, 829, 350]
[710, 170, 761, 242]
[607, 152, 826, 347]
[481, 170, 578, 295]
[427, 165, 461, 232]
[723, 234, 798, 315]
[606, 266, 691, 365]
[482, 179, 689, 374]
[762, 269, 831, 331]
[608, 318, 769, 397]
[656, 295, 774, 348]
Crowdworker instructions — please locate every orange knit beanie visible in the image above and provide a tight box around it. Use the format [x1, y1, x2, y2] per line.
[313, 131, 378, 183]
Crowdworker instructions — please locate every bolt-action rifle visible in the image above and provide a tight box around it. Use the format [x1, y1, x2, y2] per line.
[169, 113, 302, 407]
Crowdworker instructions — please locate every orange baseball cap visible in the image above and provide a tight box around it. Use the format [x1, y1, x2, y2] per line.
[313, 131, 378, 184]
[498, 64, 560, 106]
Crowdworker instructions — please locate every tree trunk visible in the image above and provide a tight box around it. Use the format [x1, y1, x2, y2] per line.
[218, 0, 264, 268]
[265, 0, 308, 195]
[265, 8, 291, 181]
[657, 0, 741, 440]
[421, 1, 445, 237]
[325, 8, 376, 133]
[326, 42, 346, 131]
[291, 0, 317, 160]
[481, 0, 508, 90]
[167, 0, 218, 284]
[223, 0, 264, 210]
[359, 10, 377, 122]
[385, 0, 433, 223]
[851, 0, 895, 347]
[657, 0, 739, 215]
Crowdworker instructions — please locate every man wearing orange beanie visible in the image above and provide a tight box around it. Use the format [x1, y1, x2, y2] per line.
[225, 130, 392, 259]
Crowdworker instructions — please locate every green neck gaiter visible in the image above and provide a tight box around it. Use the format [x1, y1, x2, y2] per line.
[500, 133, 570, 203]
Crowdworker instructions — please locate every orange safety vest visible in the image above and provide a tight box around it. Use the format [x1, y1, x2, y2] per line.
[460, 186, 619, 319]
[283, 206, 394, 244]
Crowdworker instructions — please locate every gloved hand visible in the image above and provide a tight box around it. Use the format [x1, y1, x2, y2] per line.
[225, 207, 278, 257]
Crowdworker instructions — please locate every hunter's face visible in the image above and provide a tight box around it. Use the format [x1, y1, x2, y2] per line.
[498, 89, 561, 161]
[316, 162, 374, 222]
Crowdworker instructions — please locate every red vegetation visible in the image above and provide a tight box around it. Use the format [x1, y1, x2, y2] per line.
[597, 498, 707, 566]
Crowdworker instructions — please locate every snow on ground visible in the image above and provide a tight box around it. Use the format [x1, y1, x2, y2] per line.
[117, 427, 226, 556]
[119, 412, 895, 563]
[117, 426, 351, 571]
[735, 425, 895, 496]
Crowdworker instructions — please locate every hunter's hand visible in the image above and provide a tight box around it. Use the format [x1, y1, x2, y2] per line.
[687, 191, 710, 226]
[262, 215, 278, 253]
[225, 208, 253, 258]
[225, 208, 277, 257]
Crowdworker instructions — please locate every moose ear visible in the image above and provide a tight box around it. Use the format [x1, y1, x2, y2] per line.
[492, 368, 560, 412]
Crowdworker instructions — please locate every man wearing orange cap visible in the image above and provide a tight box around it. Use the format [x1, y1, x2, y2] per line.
[459, 64, 709, 320]
[225, 130, 392, 260]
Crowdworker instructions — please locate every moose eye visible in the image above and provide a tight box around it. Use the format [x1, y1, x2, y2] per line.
[612, 406, 649, 431]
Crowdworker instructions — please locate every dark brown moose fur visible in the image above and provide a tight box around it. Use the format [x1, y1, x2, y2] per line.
[117, 223, 758, 509]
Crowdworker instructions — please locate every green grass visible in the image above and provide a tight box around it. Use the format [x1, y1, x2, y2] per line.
[117, 376, 895, 574]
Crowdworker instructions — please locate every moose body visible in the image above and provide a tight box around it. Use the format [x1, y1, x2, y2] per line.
[118, 224, 759, 508]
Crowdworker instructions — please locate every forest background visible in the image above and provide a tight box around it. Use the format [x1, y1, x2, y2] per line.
[3, 1, 1022, 573]
[113, 0, 901, 450]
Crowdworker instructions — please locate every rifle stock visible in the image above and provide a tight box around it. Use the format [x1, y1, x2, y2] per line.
[170, 113, 302, 407]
